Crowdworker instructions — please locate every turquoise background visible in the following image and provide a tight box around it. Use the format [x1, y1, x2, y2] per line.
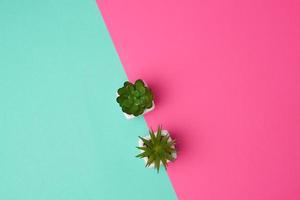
[0, 0, 176, 199]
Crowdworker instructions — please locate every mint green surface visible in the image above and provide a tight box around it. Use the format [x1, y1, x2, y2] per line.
[0, 1, 177, 199]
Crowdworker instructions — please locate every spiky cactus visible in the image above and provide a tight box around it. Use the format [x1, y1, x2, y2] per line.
[136, 126, 176, 172]
[116, 79, 154, 117]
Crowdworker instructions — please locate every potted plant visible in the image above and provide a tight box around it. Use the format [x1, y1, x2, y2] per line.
[116, 79, 154, 119]
[136, 126, 177, 172]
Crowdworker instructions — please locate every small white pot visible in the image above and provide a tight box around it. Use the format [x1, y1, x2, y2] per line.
[138, 130, 177, 168]
[117, 80, 155, 119]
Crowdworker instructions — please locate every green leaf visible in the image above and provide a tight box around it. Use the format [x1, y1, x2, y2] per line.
[156, 126, 162, 142]
[136, 151, 150, 158]
[136, 83, 146, 94]
[161, 157, 168, 169]
[135, 79, 145, 86]
[136, 146, 148, 151]
[116, 96, 122, 103]
[122, 107, 130, 114]
[117, 87, 126, 95]
[149, 129, 156, 143]
[124, 81, 131, 86]
[154, 158, 160, 173]
[146, 101, 153, 109]
[128, 85, 135, 93]
[161, 135, 169, 144]
[146, 155, 155, 167]
[133, 108, 144, 116]
[139, 136, 151, 147]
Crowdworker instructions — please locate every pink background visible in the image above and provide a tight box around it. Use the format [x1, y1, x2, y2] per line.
[97, 1, 300, 199]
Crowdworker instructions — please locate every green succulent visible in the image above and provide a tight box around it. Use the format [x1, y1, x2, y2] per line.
[136, 126, 176, 172]
[116, 79, 154, 116]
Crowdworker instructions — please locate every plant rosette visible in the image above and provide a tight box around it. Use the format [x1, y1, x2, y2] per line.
[137, 127, 177, 172]
[116, 79, 154, 119]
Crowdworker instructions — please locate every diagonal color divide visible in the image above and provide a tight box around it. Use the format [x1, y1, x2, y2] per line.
[0, 0, 177, 199]
[97, 0, 300, 200]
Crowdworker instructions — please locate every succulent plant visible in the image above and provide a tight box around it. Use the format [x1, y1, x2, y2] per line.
[116, 79, 154, 116]
[136, 126, 176, 172]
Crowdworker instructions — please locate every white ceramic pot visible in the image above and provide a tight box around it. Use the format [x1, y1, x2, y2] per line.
[138, 130, 177, 168]
[117, 80, 155, 119]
